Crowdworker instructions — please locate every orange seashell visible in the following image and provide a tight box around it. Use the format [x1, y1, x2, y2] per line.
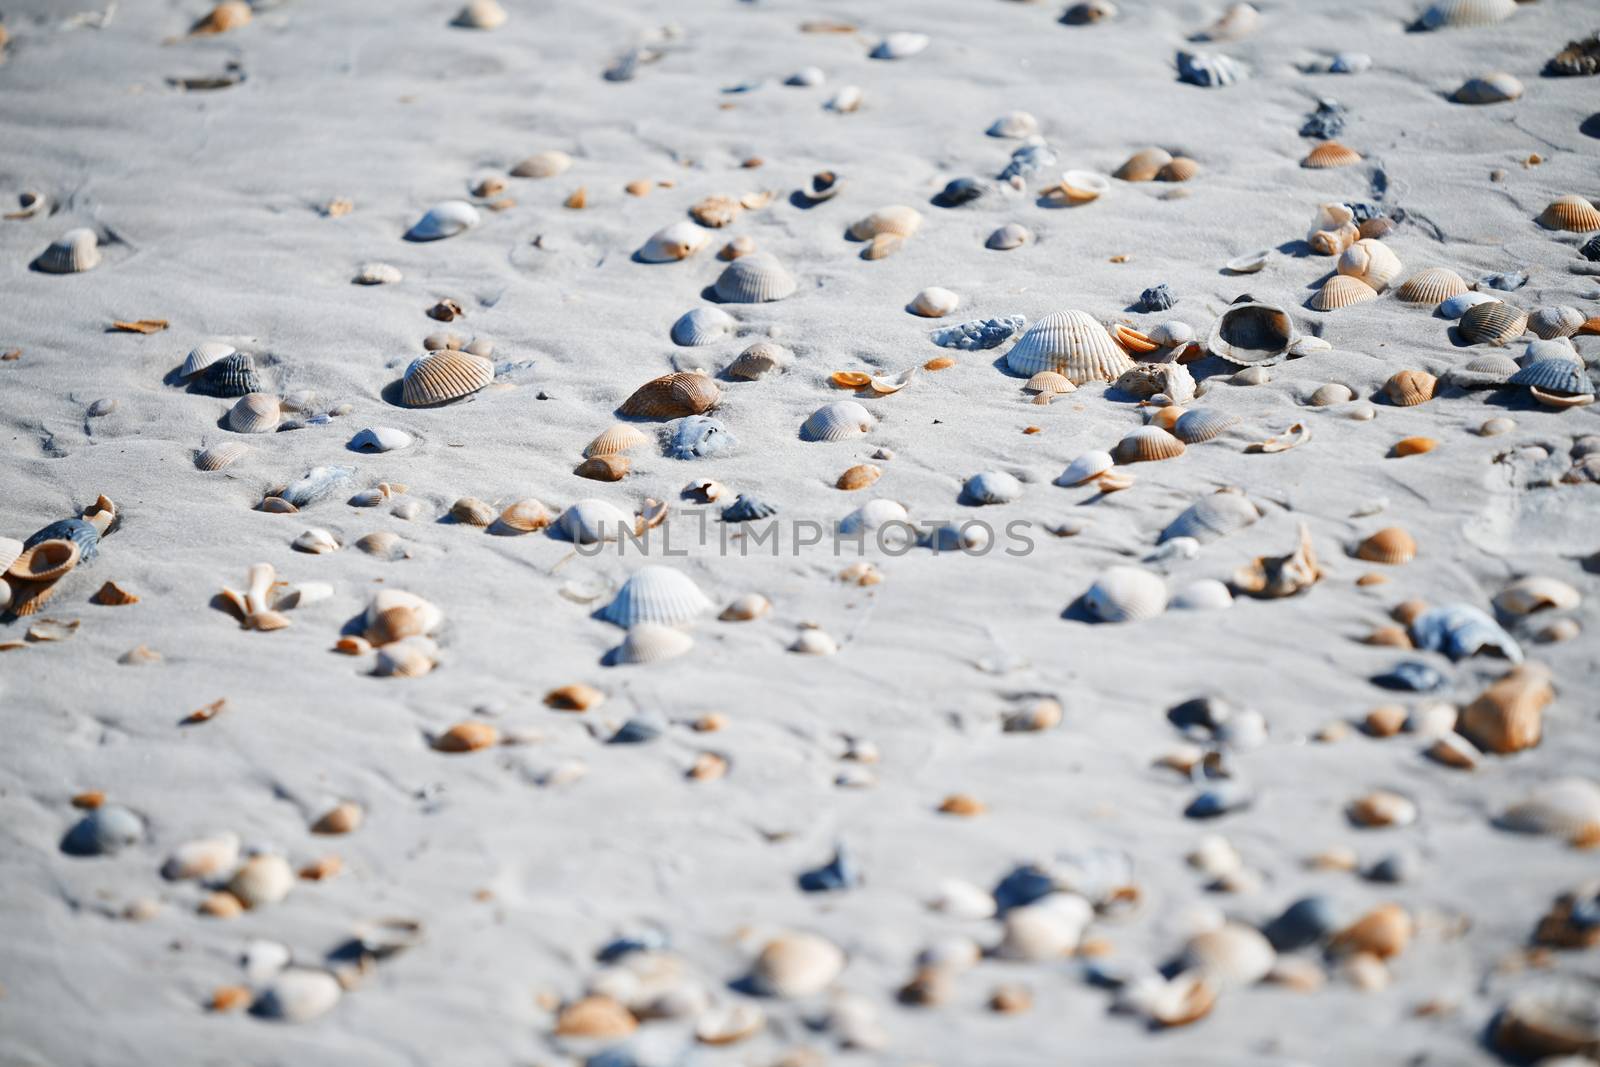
[434, 721, 499, 753]
[1158, 157, 1200, 182]
[1330, 904, 1412, 960]
[1114, 147, 1172, 182]
[1355, 527, 1417, 564]
[1112, 324, 1160, 353]
[210, 985, 251, 1012]
[938, 793, 985, 816]
[1537, 194, 1600, 232]
[618, 372, 720, 418]
[545, 683, 605, 711]
[1364, 705, 1407, 737]
[1382, 370, 1438, 406]
[837, 464, 882, 490]
[923, 355, 956, 371]
[1392, 436, 1438, 457]
[575, 455, 630, 482]
[556, 995, 638, 1038]
[831, 370, 871, 388]
[1355, 572, 1389, 586]
[189, 0, 251, 36]
[91, 580, 139, 606]
[1303, 142, 1363, 169]
[1148, 405, 1185, 431]
[8, 539, 79, 582]
[312, 803, 363, 835]
[1365, 626, 1412, 648]
[1459, 664, 1552, 754]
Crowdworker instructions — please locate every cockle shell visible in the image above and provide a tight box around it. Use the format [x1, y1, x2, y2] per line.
[802, 400, 876, 442]
[1446, 354, 1519, 390]
[1383, 370, 1438, 406]
[1115, 147, 1172, 182]
[995, 897, 1093, 959]
[1453, 71, 1523, 103]
[1025, 370, 1076, 396]
[671, 307, 736, 346]
[406, 200, 479, 241]
[638, 221, 712, 262]
[9, 540, 80, 582]
[197, 353, 261, 398]
[364, 590, 442, 643]
[1416, 0, 1515, 29]
[1355, 526, 1416, 564]
[401, 350, 493, 407]
[1499, 778, 1600, 838]
[1004, 310, 1132, 382]
[848, 205, 922, 241]
[1495, 576, 1580, 616]
[1170, 408, 1241, 445]
[1084, 566, 1168, 622]
[226, 393, 280, 434]
[619, 372, 720, 419]
[598, 566, 711, 628]
[1181, 923, 1276, 989]
[839, 498, 910, 535]
[181, 341, 236, 378]
[1161, 491, 1260, 543]
[584, 423, 650, 458]
[511, 150, 571, 178]
[1439, 291, 1496, 318]
[1494, 979, 1600, 1059]
[1396, 267, 1469, 304]
[910, 286, 960, 317]
[610, 624, 693, 666]
[292, 528, 339, 554]
[1458, 301, 1528, 345]
[1529, 306, 1586, 340]
[1337, 239, 1403, 291]
[1303, 142, 1363, 168]
[33, 228, 101, 274]
[722, 494, 777, 522]
[720, 593, 771, 622]
[748, 934, 845, 998]
[228, 854, 294, 909]
[725, 341, 790, 380]
[252, 969, 341, 1023]
[1538, 196, 1600, 232]
[1458, 664, 1549, 752]
[1113, 426, 1186, 464]
[494, 499, 552, 534]
[714, 252, 796, 302]
[1160, 157, 1200, 181]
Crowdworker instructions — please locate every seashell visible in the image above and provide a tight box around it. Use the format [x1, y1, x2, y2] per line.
[453, 0, 507, 30]
[1232, 523, 1322, 598]
[791, 628, 838, 655]
[963, 471, 1022, 505]
[1452, 71, 1523, 104]
[1459, 664, 1551, 753]
[1112, 426, 1185, 464]
[848, 205, 922, 241]
[1056, 450, 1115, 487]
[402, 350, 493, 407]
[988, 111, 1039, 138]
[1057, 170, 1110, 203]
[598, 566, 711, 628]
[226, 393, 280, 434]
[228, 854, 294, 908]
[1439, 291, 1497, 318]
[1347, 790, 1417, 828]
[1119, 970, 1216, 1028]
[870, 31, 929, 59]
[252, 969, 341, 1023]
[1528, 306, 1586, 340]
[667, 415, 735, 459]
[722, 494, 777, 522]
[181, 341, 237, 378]
[748, 933, 845, 998]
[161, 832, 240, 881]
[555, 995, 637, 1039]
[1181, 923, 1276, 990]
[1510, 358, 1595, 403]
[910, 286, 959, 318]
[545, 683, 604, 712]
[1416, 0, 1515, 29]
[1538, 195, 1600, 232]
[355, 532, 404, 559]
[1114, 147, 1173, 182]
[8, 539, 80, 582]
[354, 261, 402, 285]
[1330, 904, 1412, 960]
[714, 252, 796, 303]
[1158, 157, 1200, 182]
[1222, 250, 1271, 275]
[1303, 142, 1362, 169]
[826, 85, 864, 113]
[1207, 301, 1295, 365]
[584, 423, 650, 458]
[557, 499, 634, 543]
[1381, 370, 1437, 407]
[1335, 239, 1402, 292]
[1495, 576, 1580, 616]
[60, 803, 143, 856]
[1084, 565, 1168, 622]
[839, 498, 910, 536]
[1161, 491, 1260, 543]
[612, 623, 694, 665]
[405, 200, 478, 241]
[24, 519, 99, 568]
[1171, 578, 1233, 610]
[720, 593, 771, 622]
[865, 234, 900, 260]
[1115, 363, 1194, 402]
[1546, 34, 1600, 77]
[450, 496, 496, 526]
[986, 222, 1032, 250]
[1411, 605, 1520, 663]
[638, 221, 711, 263]
[619, 372, 721, 419]
[1176, 50, 1245, 88]
[282, 466, 354, 508]
[188, 0, 250, 35]
[511, 150, 571, 179]
[836, 464, 882, 492]
[292, 528, 339, 554]
[0, 538, 21, 577]
[495, 499, 552, 533]
[1500, 778, 1600, 839]
[1025, 371, 1076, 398]
[1309, 382, 1354, 406]
[995, 896, 1093, 960]
[1004, 310, 1132, 382]
[670, 306, 736, 347]
[347, 426, 411, 455]
[695, 1002, 764, 1045]
[869, 369, 913, 394]
[1062, 0, 1119, 24]
[1355, 526, 1416, 564]
[1457, 300, 1527, 345]
[725, 341, 791, 380]
[802, 400, 876, 442]
[1396, 267, 1469, 304]
[1172, 408, 1241, 444]
[1194, 2, 1259, 42]
[1445, 354, 1519, 390]
[1494, 979, 1600, 1059]
[33, 228, 102, 274]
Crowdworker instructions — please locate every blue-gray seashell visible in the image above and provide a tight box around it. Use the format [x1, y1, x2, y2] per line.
[1365, 849, 1422, 884]
[596, 927, 669, 963]
[1300, 99, 1347, 139]
[721, 494, 776, 523]
[1263, 895, 1342, 950]
[1139, 283, 1175, 312]
[798, 845, 861, 892]
[1372, 661, 1446, 692]
[930, 315, 1026, 350]
[667, 416, 736, 459]
[1185, 782, 1254, 818]
[934, 177, 985, 207]
[1509, 358, 1594, 396]
[60, 803, 144, 856]
[1409, 604, 1522, 662]
[281, 466, 356, 508]
[1329, 52, 1372, 74]
[997, 144, 1056, 183]
[1177, 50, 1244, 88]
[198, 353, 261, 398]
[1582, 235, 1600, 262]
[1478, 270, 1528, 292]
[993, 864, 1057, 913]
[609, 714, 667, 744]
[26, 518, 100, 562]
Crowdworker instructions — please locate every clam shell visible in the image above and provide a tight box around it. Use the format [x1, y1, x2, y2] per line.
[195, 441, 248, 470]
[1494, 978, 1600, 1059]
[986, 223, 1031, 250]
[714, 252, 796, 303]
[1453, 71, 1523, 103]
[671, 307, 736, 347]
[870, 31, 929, 59]
[1160, 491, 1260, 543]
[613, 624, 693, 665]
[557, 499, 633, 543]
[848, 205, 922, 240]
[181, 341, 237, 378]
[1056, 450, 1114, 486]
[495, 499, 552, 533]
[963, 471, 1022, 505]
[1496, 576, 1580, 616]
[226, 393, 280, 434]
[1500, 777, 1600, 837]
[402, 350, 493, 407]
[748, 933, 845, 998]
[1172, 408, 1241, 444]
[510, 150, 572, 178]
[1059, 170, 1111, 201]
[839, 498, 910, 535]
[1224, 250, 1270, 274]
[995, 896, 1093, 959]
[719, 593, 771, 621]
[1112, 426, 1186, 464]
[1207, 302, 1294, 365]
[1312, 274, 1378, 311]
[453, 0, 507, 28]
[1509, 358, 1594, 397]
[406, 199, 479, 241]
[197, 353, 261, 398]
[1537, 195, 1600, 232]
[228, 854, 294, 908]
[619, 372, 720, 419]
[1382, 370, 1438, 406]
[1309, 382, 1354, 405]
[161, 832, 240, 881]
[1355, 526, 1417, 563]
[638, 220, 711, 262]
[1439, 291, 1499, 318]
[1336, 239, 1403, 291]
[1004, 310, 1132, 382]
[988, 111, 1039, 138]
[350, 426, 412, 453]
[1181, 923, 1276, 990]
[1529, 306, 1586, 340]
[576, 454, 631, 481]
[725, 341, 791, 380]
[1416, 0, 1515, 28]
[1114, 147, 1172, 182]
[837, 463, 882, 490]
[252, 968, 341, 1023]
[910, 286, 960, 318]
[802, 400, 876, 442]
[1084, 565, 1168, 622]
[354, 261, 402, 285]
[1395, 267, 1469, 304]
[33, 228, 101, 274]
[364, 590, 443, 640]
[1458, 301, 1528, 345]
[584, 423, 651, 458]
[1445, 354, 1519, 389]
[598, 566, 711, 628]
[1302, 142, 1362, 168]
[1158, 157, 1200, 181]
[1171, 578, 1234, 610]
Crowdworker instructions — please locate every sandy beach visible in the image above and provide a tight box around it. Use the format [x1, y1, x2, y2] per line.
[2, 0, 1599, 1063]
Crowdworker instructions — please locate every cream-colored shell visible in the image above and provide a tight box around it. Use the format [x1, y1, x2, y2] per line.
[1004, 310, 1133, 382]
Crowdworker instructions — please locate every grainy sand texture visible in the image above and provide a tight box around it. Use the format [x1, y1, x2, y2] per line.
[2, 0, 1600, 1064]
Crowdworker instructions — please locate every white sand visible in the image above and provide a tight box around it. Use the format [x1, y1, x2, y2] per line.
[2, 0, 1598, 1062]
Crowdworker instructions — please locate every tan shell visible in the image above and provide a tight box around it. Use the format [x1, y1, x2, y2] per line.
[619, 372, 720, 418]
[1382, 370, 1438, 406]
[583, 423, 649, 459]
[1311, 274, 1379, 311]
[8, 539, 80, 582]
[748, 933, 846, 998]
[1495, 979, 1600, 1059]
[848, 205, 922, 240]
[556, 995, 638, 1038]
[1354, 527, 1417, 564]
[1459, 664, 1552, 754]
[91, 581, 140, 606]
[1004, 310, 1134, 383]
[1346, 790, 1417, 828]
[434, 721, 499, 753]
[1158, 157, 1200, 182]
[402, 350, 493, 407]
[497, 499, 552, 532]
[1537, 195, 1600, 232]
[312, 803, 363, 835]
[190, 1, 251, 35]
[546, 683, 605, 711]
[227, 393, 280, 434]
[1024, 370, 1076, 395]
[719, 593, 772, 621]
[837, 464, 882, 490]
[1336, 239, 1403, 292]
[1303, 142, 1363, 168]
[1232, 523, 1322, 598]
[690, 194, 741, 228]
[1392, 436, 1437, 457]
[1113, 147, 1172, 182]
[575, 455, 630, 482]
[510, 150, 572, 178]
[227, 855, 293, 909]
[451, 496, 496, 526]
[1458, 301, 1529, 345]
[195, 441, 248, 471]
[1112, 426, 1186, 464]
[1495, 576, 1580, 616]
[1330, 904, 1412, 959]
[1395, 267, 1469, 304]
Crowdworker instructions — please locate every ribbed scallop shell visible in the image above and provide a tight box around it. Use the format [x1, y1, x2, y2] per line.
[848, 205, 923, 240]
[558, 499, 635, 543]
[1004, 310, 1133, 382]
[34, 228, 102, 274]
[182, 341, 236, 378]
[584, 423, 650, 457]
[726, 341, 791, 380]
[1445, 354, 1519, 389]
[1084, 566, 1168, 622]
[1356, 526, 1417, 563]
[1160, 491, 1260, 543]
[1529, 306, 1586, 340]
[1416, 0, 1515, 29]
[1158, 157, 1200, 182]
[638, 220, 710, 262]
[598, 566, 712, 627]
[1395, 267, 1468, 304]
[612, 624, 694, 665]
[226, 393, 281, 434]
[1458, 301, 1528, 345]
[802, 401, 876, 442]
[1311, 274, 1378, 311]
[1336, 239, 1403, 291]
[1112, 426, 1186, 464]
[1537, 195, 1600, 232]
[198, 353, 261, 398]
[1383, 369, 1438, 406]
[1025, 370, 1075, 395]
[1509, 358, 1594, 396]
[406, 199, 479, 240]
[195, 441, 249, 470]
[402, 350, 493, 407]
[1499, 778, 1600, 836]
[1114, 147, 1172, 182]
[714, 252, 797, 302]
[1172, 408, 1242, 445]
[1452, 71, 1523, 103]
[619, 372, 720, 418]
[0, 538, 23, 575]
[671, 307, 736, 346]
[1302, 142, 1362, 168]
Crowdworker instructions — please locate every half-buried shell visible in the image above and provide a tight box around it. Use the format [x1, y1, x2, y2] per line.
[401, 350, 493, 407]
[1537, 195, 1600, 233]
[33, 228, 101, 274]
[1004, 310, 1133, 382]
[638, 221, 711, 262]
[1173, 408, 1242, 444]
[1084, 566, 1168, 622]
[619, 372, 720, 419]
[849, 205, 922, 240]
[671, 307, 736, 346]
[1382, 370, 1438, 406]
[1311, 274, 1378, 311]
[598, 566, 712, 627]
[1458, 301, 1528, 346]
[802, 401, 876, 441]
[226, 393, 280, 434]
[612, 624, 694, 666]
[1112, 426, 1186, 464]
[714, 253, 796, 302]
[1395, 267, 1468, 304]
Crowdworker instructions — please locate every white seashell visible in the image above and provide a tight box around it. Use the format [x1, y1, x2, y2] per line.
[182, 341, 237, 378]
[786, 66, 826, 87]
[986, 223, 1032, 250]
[510, 150, 572, 179]
[1337, 239, 1403, 292]
[1180, 923, 1276, 989]
[1060, 170, 1111, 201]
[612, 624, 694, 666]
[292, 528, 339, 554]
[1171, 578, 1233, 611]
[364, 589, 443, 636]
[373, 636, 437, 677]
[598, 566, 712, 627]
[1494, 576, 1580, 616]
[964, 471, 1023, 505]
[791, 629, 839, 655]
[1436, 292, 1495, 319]
[1160, 491, 1260, 543]
[273, 582, 332, 611]
[714, 252, 796, 303]
[839, 499, 910, 540]
[871, 31, 929, 59]
[1499, 778, 1600, 837]
[402, 350, 493, 407]
[406, 199, 479, 241]
[1417, 0, 1516, 30]
[253, 968, 342, 1023]
[929, 879, 998, 919]
[558, 499, 636, 544]
[849, 205, 922, 240]
[671, 306, 736, 346]
[720, 593, 771, 621]
[988, 111, 1040, 138]
[161, 832, 240, 881]
[0, 538, 22, 575]
[350, 426, 412, 452]
[453, 0, 507, 30]
[1150, 321, 1196, 347]
[228, 854, 294, 908]
[995, 895, 1094, 960]
[1196, 2, 1259, 41]
[827, 85, 864, 113]
[354, 261, 402, 285]
[195, 441, 248, 471]
[1005, 310, 1133, 382]
[1225, 250, 1270, 274]
[638, 220, 711, 263]
[910, 286, 960, 318]
[1055, 450, 1114, 486]
[227, 393, 280, 434]
[749, 933, 845, 998]
[802, 401, 876, 442]
[1453, 71, 1523, 103]
[1084, 566, 1168, 622]
[870, 369, 914, 394]
[34, 228, 102, 274]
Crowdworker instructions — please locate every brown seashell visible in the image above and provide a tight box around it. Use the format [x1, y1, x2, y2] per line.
[451, 496, 497, 526]
[1232, 523, 1323, 598]
[1358, 217, 1394, 239]
[1303, 142, 1363, 169]
[1355, 527, 1417, 564]
[575, 455, 630, 482]
[90, 581, 139, 606]
[1537, 195, 1600, 232]
[545, 683, 605, 711]
[1383, 370, 1438, 406]
[1347, 790, 1417, 828]
[427, 298, 464, 322]
[1365, 626, 1412, 648]
[624, 179, 652, 197]
[556, 995, 638, 1038]
[1458, 301, 1529, 346]
[497, 499, 552, 532]
[690, 195, 741, 228]
[1392, 600, 1429, 626]
[1309, 225, 1359, 256]
[619, 372, 720, 418]
[211, 985, 251, 1012]
[1157, 157, 1199, 182]
[312, 802, 363, 835]
[1111, 324, 1160, 354]
[1112, 426, 1186, 464]
[1534, 890, 1600, 949]
[1330, 904, 1412, 960]
[434, 721, 499, 753]
[1395, 267, 1469, 304]
[924, 355, 956, 371]
[1355, 572, 1389, 587]
[402, 349, 493, 407]
[863, 233, 902, 260]
[199, 891, 245, 918]
[1114, 147, 1173, 182]
[837, 464, 882, 491]
[938, 793, 985, 816]
[584, 422, 651, 458]
[1364, 705, 1407, 737]
[899, 966, 955, 1007]
[563, 187, 587, 210]
[366, 606, 423, 647]
[72, 790, 106, 809]
[990, 984, 1033, 1013]
[1392, 436, 1438, 457]
[190, 0, 251, 36]
[1459, 664, 1552, 754]
[299, 855, 342, 881]
[687, 752, 728, 781]
[8, 539, 80, 582]
[260, 497, 298, 514]
[334, 636, 370, 655]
